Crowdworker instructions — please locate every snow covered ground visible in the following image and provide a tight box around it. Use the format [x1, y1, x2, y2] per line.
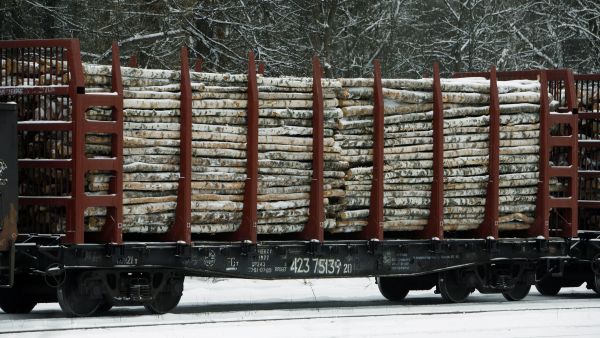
[1, 277, 599, 337]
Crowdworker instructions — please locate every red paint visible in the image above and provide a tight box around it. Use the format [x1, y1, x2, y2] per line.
[85, 41, 124, 244]
[163, 46, 192, 243]
[298, 55, 325, 242]
[227, 51, 259, 242]
[529, 71, 551, 238]
[480, 66, 500, 238]
[420, 62, 444, 239]
[358, 60, 384, 240]
[68, 39, 86, 244]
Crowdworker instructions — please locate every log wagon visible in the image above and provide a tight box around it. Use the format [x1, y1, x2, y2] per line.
[0, 39, 599, 316]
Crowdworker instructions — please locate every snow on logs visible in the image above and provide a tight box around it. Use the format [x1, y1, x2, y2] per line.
[3, 58, 559, 235]
[336, 77, 553, 232]
[81, 64, 347, 234]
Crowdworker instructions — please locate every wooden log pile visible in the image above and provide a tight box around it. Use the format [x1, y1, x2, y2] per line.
[334, 77, 546, 232]
[4, 56, 565, 236]
[254, 77, 346, 233]
[79, 66, 350, 234]
[186, 73, 347, 234]
[83, 64, 184, 232]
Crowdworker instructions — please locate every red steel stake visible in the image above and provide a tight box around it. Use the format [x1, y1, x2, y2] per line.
[530, 70, 550, 238]
[358, 60, 384, 240]
[164, 46, 192, 243]
[227, 51, 259, 242]
[420, 62, 445, 239]
[477, 66, 500, 238]
[563, 69, 579, 237]
[299, 55, 325, 242]
[68, 39, 86, 244]
[96, 42, 124, 243]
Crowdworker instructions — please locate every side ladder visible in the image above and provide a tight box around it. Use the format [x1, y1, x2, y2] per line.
[0, 39, 124, 244]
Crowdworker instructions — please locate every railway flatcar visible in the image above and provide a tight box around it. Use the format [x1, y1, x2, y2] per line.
[0, 39, 599, 316]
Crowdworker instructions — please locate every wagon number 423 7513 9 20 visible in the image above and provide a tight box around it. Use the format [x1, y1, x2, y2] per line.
[289, 257, 353, 275]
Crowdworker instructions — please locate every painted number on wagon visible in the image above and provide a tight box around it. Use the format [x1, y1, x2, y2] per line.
[289, 258, 352, 275]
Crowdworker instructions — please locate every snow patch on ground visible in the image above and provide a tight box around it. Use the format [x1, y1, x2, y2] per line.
[1, 277, 599, 337]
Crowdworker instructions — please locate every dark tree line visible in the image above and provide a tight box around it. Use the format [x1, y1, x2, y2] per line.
[1, 0, 599, 77]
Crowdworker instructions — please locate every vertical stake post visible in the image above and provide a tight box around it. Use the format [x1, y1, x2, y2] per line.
[98, 41, 124, 243]
[420, 62, 444, 239]
[299, 55, 325, 242]
[477, 65, 500, 238]
[68, 39, 86, 244]
[358, 60, 384, 240]
[165, 46, 192, 243]
[564, 69, 579, 237]
[530, 70, 550, 238]
[228, 51, 259, 242]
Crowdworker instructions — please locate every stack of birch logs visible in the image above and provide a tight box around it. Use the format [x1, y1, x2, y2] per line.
[186, 73, 346, 234]
[335, 77, 545, 232]
[254, 77, 345, 233]
[81, 65, 349, 234]
[84, 65, 185, 232]
[4, 55, 566, 235]
[186, 72, 248, 234]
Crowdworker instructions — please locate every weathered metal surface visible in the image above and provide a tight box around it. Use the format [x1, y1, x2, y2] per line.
[17, 237, 570, 279]
[0, 103, 18, 251]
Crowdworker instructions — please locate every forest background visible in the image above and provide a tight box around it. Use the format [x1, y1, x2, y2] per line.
[1, 0, 598, 77]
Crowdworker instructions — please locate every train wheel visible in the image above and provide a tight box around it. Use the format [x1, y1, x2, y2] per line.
[0, 289, 37, 314]
[535, 277, 562, 296]
[438, 271, 472, 303]
[144, 275, 184, 314]
[57, 271, 106, 317]
[502, 282, 531, 301]
[376, 277, 410, 302]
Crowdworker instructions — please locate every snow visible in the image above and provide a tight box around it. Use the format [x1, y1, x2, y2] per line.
[1, 277, 599, 337]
